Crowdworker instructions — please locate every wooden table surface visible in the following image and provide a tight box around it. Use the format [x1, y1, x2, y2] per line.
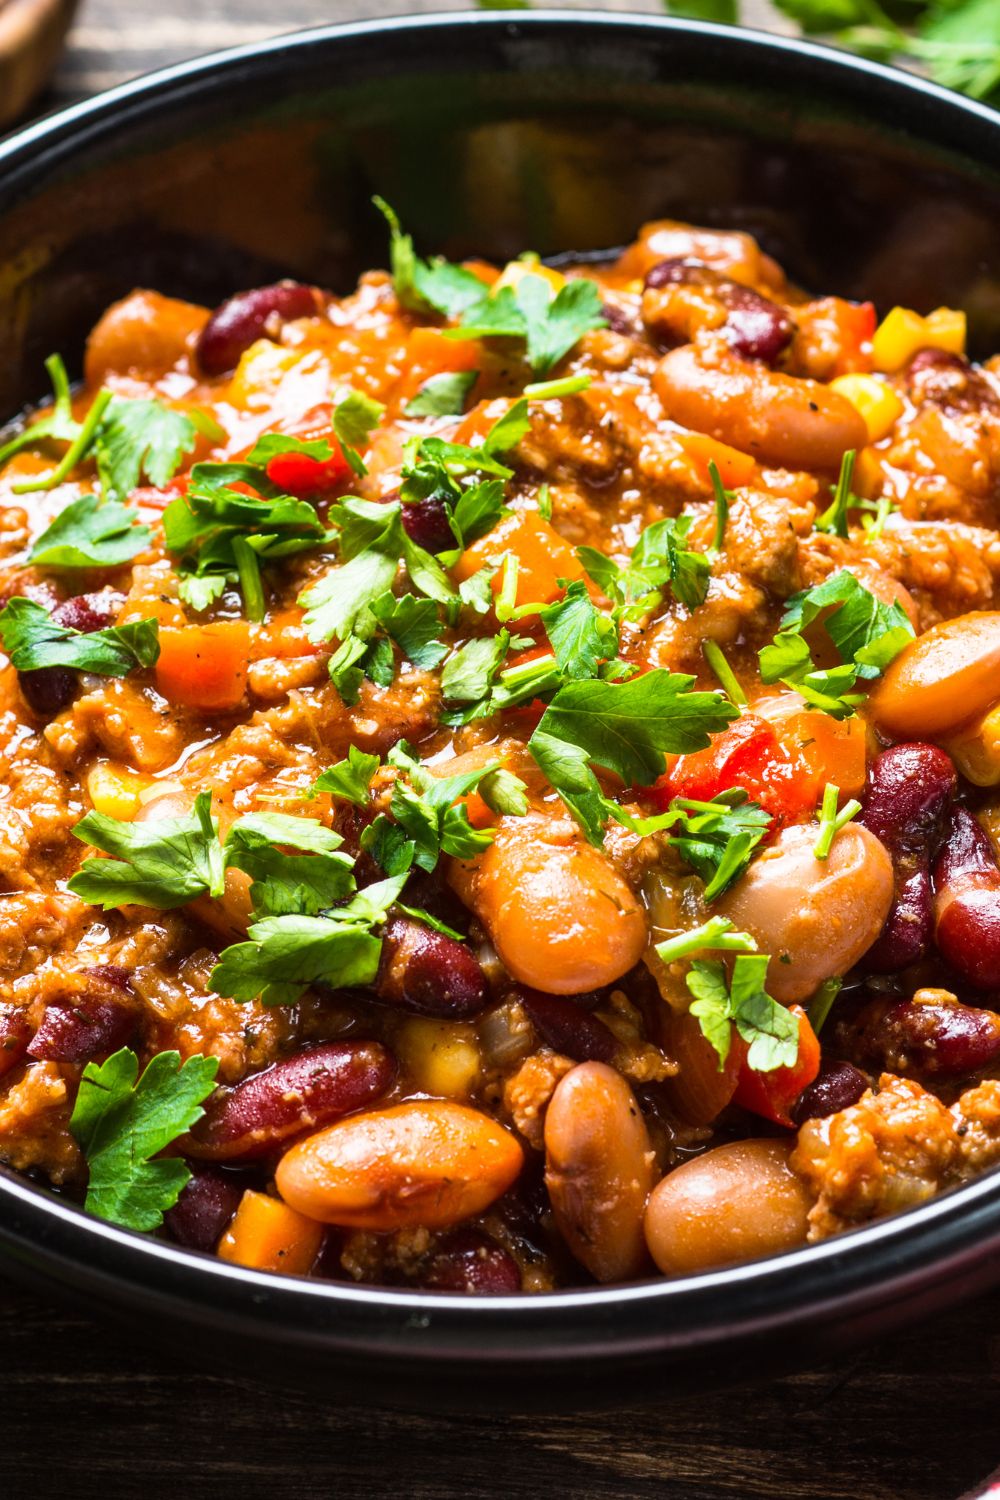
[5, 3, 1000, 1497]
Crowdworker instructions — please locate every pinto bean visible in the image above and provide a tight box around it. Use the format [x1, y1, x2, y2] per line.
[934, 807, 1000, 989]
[859, 744, 956, 973]
[519, 989, 618, 1064]
[422, 1228, 522, 1294]
[275, 1100, 523, 1231]
[163, 1162, 245, 1251]
[400, 496, 455, 554]
[544, 1062, 654, 1283]
[643, 1140, 811, 1275]
[717, 823, 894, 1002]
[653, 345, 866, 470]
[869, 613, 1000, 741]
[0, 1006, 31, 1079]
[28, 966, 136, 1064]
[196, 282, 320, 375]
[452, 816, 647, 995]
[789, 1060, 869, 1124]
[834, 993, 1000, 1081]
[189, 1041, 395, 1161]
[375, 917, 488, 1018]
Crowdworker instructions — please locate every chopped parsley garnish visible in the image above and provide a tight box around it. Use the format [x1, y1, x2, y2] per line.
[686, 954, 801, 1073]
[664, 790, 772, 901]
[404, 370, 479, 418]
[814, 449, 858, 539]
[707, 461, 731, 555]
[332, 390, 385, 477]
[654, 915, 758, 964]
[701, 639, 747, 707]
[310, 745, 381, 805]
[0, 598, 159, 678]
[70, 1047, 219, 1232]
[69, 791, 225, 909]
[375, 199, 606, 377]
[210, 873, 409, 1007]
[578, 515, 711, 622]
[28, 492, 151, 571]
[361, 741, 526, 876]
[527, 670, 737, 843]
[224, 813, 356, 917]
[759, 568, 914, 718]
[812, 782, 862, 860]
[164, 458, 331, 622]
[539, 580, 620, 682]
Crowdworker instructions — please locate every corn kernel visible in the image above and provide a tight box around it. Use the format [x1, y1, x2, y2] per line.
[494, 258, 566, 295]
[398, 1017, 481, 1100]
[829, 373, 904, 444]
[872, 305, 967, 373]
[86, 761, 151, 820]
[947, 705, 1000, 787]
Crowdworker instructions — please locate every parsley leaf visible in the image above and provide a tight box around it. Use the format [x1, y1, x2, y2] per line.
[0, 355, 80, 470]
[28, 492, 151, 570]
[405, 370, 479, 418]
[95, 398, 199, 502]
[370, 591, 448, 669]
[224, 813, 356, 917]
[310, 745, 380, 805]
[440, 631, 511, 704]
[374, 197, 490, 318]
[0, 598, 159, 677]
[578, 515, 711, 622]
[70, 1047, 219, 1232]
[539, 581, 619, 681]
[69, 791, 225, 909]
[332, 391, 385, 477]
[687, 954, 800, 1073]
[451, 274, 607, 376]
[666, 790, 772, 901]
[210, 873, 409, 1006]
[759, 569, 914, 718]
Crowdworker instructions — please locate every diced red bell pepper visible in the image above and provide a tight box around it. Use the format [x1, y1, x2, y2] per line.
[651, 713, 817, 829]
[732, 1006, 821, 1128]
[264, 443, 352, 496]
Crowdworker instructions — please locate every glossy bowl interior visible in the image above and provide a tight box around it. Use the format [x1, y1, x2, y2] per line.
[2, 13, 1000, 1406]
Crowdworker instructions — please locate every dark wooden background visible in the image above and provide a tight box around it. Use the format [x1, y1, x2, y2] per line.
[4, 3, 1000, 1496]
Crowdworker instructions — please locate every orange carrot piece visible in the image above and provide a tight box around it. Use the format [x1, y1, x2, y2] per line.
[679, 430, 756, 490]
[217, 1189, 324, 1274]
[155, 622, 250, 712]
[454, 510, 583, 607]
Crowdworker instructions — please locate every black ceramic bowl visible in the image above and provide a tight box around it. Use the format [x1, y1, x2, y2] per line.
[2, 13, 1000, 1408]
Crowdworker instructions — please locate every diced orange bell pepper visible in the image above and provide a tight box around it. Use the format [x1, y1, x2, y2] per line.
[651, 713, 818, 830]
[759, 703, 868, 801]
[400, 327, 483, 402]
[732, 1007, 821, 1128]
[218, 1189, 324, 1274]
[453, 510, 584, 608]
[155, 622, 250, 712]
[677, 430, 756, 490]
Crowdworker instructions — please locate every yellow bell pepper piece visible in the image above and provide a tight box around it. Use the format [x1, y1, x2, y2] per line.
[86, 761, 151, 820]
[829, 373, 904, 443]
[872, 305, 966, 373]
[397, 1017, 482, 1100]
[494, 258, 566, 295]
[948, 705, 1000, 787]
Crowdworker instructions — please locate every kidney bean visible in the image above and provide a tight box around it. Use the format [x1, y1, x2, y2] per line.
[644, 1140, 810, 1275]
[28, 966, 136, 1063]
[52, 591, 126, 634]
[870, 613, 1000, 742]
[934, 807, 1000, 988]
[643, 257, 795, 364]
[907, 349, 999, 415]
[163, 1162, 244, 1252]
[653, 345, 866, 470]
[0, 1006, 31, 1079]
[544, 1061, 654, 1283]
[18, 666, 76, 717]
[835, 992, 1000, 1080]
[400, 497, 455, 555]
[189, 1041, 395, 1161]
[790, 1060, 869, 1124]
[519, 988, 617, 1064]
[196, 281, 320, 376]
[374, 916, 487, 1019]
[275, 1100, 524, 1230]
[423, 1228, 522, 1294]
[859, 744, 956, 973]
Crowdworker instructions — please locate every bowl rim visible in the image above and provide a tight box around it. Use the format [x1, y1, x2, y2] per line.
[2, 9, 1000, 1354]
